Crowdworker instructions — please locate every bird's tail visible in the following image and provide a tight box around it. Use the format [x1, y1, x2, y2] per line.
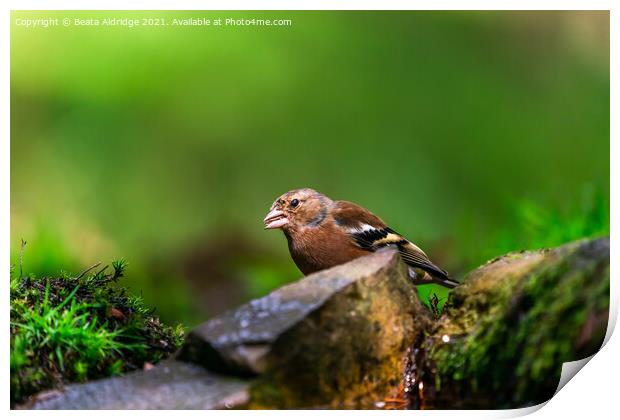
[408, 267, 461, 289]
[435, 277, 460, 289]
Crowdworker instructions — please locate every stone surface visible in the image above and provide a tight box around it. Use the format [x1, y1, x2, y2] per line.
[26, 360, 250, 409]
[25, 238, 608, 410]
[28, 248, 424, 410]
[178, 248, 426, 408]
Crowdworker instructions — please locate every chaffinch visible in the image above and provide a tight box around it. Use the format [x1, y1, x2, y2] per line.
[263, 188, 459, 289]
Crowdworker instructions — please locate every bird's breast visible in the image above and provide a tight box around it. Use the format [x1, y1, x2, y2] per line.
[285, 224, 371, 275]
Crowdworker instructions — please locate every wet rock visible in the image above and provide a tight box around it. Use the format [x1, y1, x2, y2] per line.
[178, 248, 427, 408]
[26, 360, 250, 409]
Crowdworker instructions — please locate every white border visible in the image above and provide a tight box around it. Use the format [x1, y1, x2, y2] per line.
[3, 2, 616, 420]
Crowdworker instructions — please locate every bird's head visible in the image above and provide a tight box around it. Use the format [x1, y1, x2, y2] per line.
[263, 188, 331, 232]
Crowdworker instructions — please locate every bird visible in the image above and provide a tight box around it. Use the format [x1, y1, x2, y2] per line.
[263, 188, 459, 288]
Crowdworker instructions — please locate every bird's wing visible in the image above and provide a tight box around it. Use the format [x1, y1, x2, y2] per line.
[331, 201, 388, 230]
[332, 201, 450, 280]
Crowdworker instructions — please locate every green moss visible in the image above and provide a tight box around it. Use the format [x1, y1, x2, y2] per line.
[423, 238, 609, 408]
[10, 258, 185, 406]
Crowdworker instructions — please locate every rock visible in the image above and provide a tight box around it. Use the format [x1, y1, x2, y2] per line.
[409, 237, 610, 409]
[26, 238, 609, 409]
[25, 360, 251, 409]
[178, 248, 426, 408]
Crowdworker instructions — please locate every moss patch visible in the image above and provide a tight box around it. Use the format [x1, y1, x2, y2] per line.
[10, 259, 184, 406]
[414, 238, 609, 409]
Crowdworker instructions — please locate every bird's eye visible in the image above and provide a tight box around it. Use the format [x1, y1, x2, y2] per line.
[290, 199, 299, 208]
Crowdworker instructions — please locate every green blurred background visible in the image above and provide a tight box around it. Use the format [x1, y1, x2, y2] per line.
[11, 11, 609, 326]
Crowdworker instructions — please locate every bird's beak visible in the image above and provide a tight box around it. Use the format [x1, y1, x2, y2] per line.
[263, 208, 289, 229]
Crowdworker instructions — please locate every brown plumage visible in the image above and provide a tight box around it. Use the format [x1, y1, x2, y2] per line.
[263, 188, 459, 288]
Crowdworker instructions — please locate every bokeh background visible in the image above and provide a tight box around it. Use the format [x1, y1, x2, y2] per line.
[11, 11, 610, 326]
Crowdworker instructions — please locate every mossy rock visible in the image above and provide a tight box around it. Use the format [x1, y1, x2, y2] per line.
[10, 260, 184, 407]
[412, 237, 609, 409]
[24, 238, 609, 409]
